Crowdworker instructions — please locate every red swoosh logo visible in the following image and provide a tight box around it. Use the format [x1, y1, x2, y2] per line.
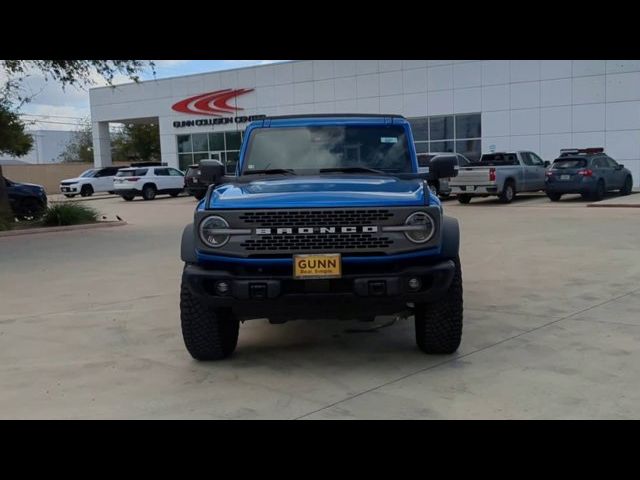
[171, 88, 254, 116]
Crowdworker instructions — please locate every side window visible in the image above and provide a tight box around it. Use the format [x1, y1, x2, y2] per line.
[605, 157, 619, 168]
[592, 157, 606, 168]
[155, 168, 169, 176]
[169, 168, 184, 176]
[529, 152, 544, 166]
[521, 153, 534, 166]
[94, 170, 104, 177]
[457, 154, 470, 166]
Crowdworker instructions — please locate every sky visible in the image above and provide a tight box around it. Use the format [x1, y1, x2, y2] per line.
[9, 60, 288, 131]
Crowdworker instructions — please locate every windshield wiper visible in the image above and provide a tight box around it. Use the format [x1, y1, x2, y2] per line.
[319, 167, 388, 175]
[243, 168, 296, 176]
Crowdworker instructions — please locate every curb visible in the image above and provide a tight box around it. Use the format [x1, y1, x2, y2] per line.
[587, 203, 640, 208]
[0, 220, 128, 238]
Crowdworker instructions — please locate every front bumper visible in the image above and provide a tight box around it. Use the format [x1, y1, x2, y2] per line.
[60, 185, 79, 194]
[182, 259, 456, 320]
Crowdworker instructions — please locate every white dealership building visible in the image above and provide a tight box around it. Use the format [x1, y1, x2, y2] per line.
[89, 60, 640, 185]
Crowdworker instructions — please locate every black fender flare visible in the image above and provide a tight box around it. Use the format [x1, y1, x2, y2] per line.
[181, 223, 197, 263]
[440, 215, 460, 259]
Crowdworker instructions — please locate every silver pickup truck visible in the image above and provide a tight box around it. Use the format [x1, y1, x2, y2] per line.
[449, 151, 549, 204]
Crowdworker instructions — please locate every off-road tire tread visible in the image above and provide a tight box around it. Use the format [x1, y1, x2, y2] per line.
[415, 257, 463, 354]
[180, 278, 239, 360]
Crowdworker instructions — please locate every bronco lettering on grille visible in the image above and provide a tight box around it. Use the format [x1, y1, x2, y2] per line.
[255, 226, 379, 235]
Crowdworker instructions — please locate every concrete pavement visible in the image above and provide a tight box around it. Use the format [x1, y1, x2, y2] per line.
[1, 193, 639, 419]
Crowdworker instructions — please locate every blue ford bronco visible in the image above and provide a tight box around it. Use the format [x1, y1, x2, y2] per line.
[180, 114, 463, 360]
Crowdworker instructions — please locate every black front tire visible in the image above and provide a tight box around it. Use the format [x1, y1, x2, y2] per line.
[457, 195, 472, 204]
[414, 257, 463, 354]
[620, 176, 633, 196]
[64, 194, 76, 198]
[122, 194, 135, 201]
[180, 276, 239, 360]
[80, 185, 94, 197]
[546, 192, 562, 202]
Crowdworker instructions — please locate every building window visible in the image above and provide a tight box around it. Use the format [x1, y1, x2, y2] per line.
[408, 113, 481, 162]
[176, 130, 244, 173]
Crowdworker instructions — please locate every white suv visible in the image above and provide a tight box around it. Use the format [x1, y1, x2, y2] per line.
[59, 166, 123, 198]
[113, 166, 185, 201]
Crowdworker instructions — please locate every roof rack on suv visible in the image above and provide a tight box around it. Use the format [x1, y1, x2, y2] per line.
[559, 147, 604, 157]
[130, 161, 166, 167]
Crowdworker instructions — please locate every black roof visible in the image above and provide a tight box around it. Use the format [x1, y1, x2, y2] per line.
[263, 113, 406, 120]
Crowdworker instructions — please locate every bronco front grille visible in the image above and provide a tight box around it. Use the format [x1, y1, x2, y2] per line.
[238, 209, 394, 227]
[241, 233, 393, 252]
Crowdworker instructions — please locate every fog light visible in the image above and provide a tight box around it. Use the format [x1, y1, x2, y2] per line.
[408, 277, 421, 291]
[215, 281, 230, 295]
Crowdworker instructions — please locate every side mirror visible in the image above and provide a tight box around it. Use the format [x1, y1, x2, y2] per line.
[428, 154, 458, 181]
[544, 160, 550, 167]
[200, 159, 226, 186]
[616, 164, 624, 170]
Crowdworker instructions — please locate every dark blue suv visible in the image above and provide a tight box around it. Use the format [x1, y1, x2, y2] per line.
[545, 148, 634, 201]
[4, 177, 48, 219]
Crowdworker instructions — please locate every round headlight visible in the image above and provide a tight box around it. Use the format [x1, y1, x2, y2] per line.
[404, 212, 435, 243]
[199, 216, 230, 248]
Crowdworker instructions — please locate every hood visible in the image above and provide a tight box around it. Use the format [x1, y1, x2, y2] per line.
[14, 181, 44, 190]
[207, 175, 432, 209]
[60, 177, 84, 183]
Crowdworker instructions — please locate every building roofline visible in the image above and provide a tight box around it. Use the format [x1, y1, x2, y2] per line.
[89, 61, 294, 92]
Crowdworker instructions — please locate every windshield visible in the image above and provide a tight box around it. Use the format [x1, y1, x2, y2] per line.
[553, 158, 587, 169]
[80, 169, 97, 178]
[479, 153, 518, 165]
[242, 125, 413, 174]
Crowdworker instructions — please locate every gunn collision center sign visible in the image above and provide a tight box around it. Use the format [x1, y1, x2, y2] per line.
[171, 88, 265, 128]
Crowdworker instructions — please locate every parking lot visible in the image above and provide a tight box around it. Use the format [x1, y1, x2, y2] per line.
[1, 192, 639, 419]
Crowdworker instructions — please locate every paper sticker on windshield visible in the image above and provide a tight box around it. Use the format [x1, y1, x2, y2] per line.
[380, 137, 398, 144]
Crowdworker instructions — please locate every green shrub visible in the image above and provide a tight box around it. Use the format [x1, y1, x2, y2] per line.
[41, 202, 99, 226]
[0, 215, 12, 231]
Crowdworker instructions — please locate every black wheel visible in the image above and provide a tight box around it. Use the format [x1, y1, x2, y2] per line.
[142, 184, 156, 201]
[108, 191, 115, 195]
[592, 180, 605, 201]
[122, 194, 135, 201]
[415, 257, 463, 354]
[439, 192, 451, 200]
[620, 176, 633, 196]
[64, 194, 75, 198]
[457, 194, 472, 204]
[15, 198, 44, 221]
[80, 184, 93, 197]
[194, 191, 206, 201]
[546, 192, 562, 202]
[498, 181, 515, 203]
[180, 275, 239, 360]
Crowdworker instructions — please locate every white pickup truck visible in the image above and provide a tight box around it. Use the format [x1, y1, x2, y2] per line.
[449, 151, 549, 204]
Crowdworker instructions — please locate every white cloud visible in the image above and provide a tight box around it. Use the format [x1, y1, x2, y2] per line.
[152, 60, 191, 68]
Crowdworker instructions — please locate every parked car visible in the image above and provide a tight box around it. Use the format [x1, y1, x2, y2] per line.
[417, 152, 470, 199]
[184, 164, 207, 200]
[5, 177, 47, 220]
[450, 151, 549, 204]
[545, 148, 633, 201]
[113, 166, 185, 201]
[59, 166, 124, 198]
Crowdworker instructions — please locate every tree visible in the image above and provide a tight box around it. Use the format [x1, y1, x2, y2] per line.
[112, 123, 160, 162]
[0, 60, 154, 221]
[58, 119, 94, 163]
[0, 99, 33, 222]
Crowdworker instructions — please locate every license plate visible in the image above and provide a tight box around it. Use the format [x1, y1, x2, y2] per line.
[293, 254, 341, 279]
[192, 178, 198, 183]
[560, 175, 571, 180]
